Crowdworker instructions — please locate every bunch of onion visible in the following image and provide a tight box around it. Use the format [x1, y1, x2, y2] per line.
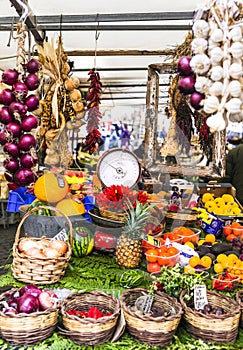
[0, 58, 41, 188]
[18, 237, 68, 259]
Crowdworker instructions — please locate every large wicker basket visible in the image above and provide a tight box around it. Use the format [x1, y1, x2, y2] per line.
[165, 209, 197, 227]
[236, 290, 243, 328]
[179, 289, 241, 344]
[100, 208, 128, 222]
[0, 288, 59, 345]
[120, 288, 183, 347]
[12, 205, 73, 285]
[59, 290, 121, 345]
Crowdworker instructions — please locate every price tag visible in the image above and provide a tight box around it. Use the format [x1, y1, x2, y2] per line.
[52, 228, 68, 241]
[55, 174, 65, 188]
[135, 295, 154, 314]
[194, 284, 208, 310]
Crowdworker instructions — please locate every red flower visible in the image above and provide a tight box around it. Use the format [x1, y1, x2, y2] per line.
[95, 185, 149, 211]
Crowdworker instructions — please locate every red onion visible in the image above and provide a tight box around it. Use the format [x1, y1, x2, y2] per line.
[19, 133, 36, 151]
[25, 95, 39, 111]
[190, 92, 205, 110]
[4, 158, 19, 173]
[24, 74, 40, 91]
[4, 171, 13, 182]
[12, 82, 28, 98]
[25, 59, 41, 73]
[1, 69, 19, 85]
[177, 56, 193, 76]
[0, 130, 8, 145]
[22, 114, 38, 131]
[17, 293, 39, 314]
[9, 101, 28, 117]
[4, 142, 19, 157]
[2, 307, 18, 315]
[20, 153, 37, 168]
[0, 106, 14, 124]
[0, 89, 15, 105]
[20, 284, 41, 298]
[178, 76, 195, 95]
[14, 168, 35, 186]
[38, 290, 58, 311]
[6, 121, 22, 138]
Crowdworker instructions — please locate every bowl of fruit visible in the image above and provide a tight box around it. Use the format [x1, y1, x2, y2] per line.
[172, 226, 201, 244]
[145, 246, 180, 274]
[212, 272, 240, 291]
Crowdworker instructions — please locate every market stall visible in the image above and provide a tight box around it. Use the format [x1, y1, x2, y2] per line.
[1, 0, 243, 349]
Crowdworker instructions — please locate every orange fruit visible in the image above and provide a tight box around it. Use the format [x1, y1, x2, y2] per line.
[145, 249, 158, 263]
[200, 255, 212, 268]
[205, 234, 216, 243]
[167, 247, 179, 256]
[56, 198, 85, 216]
[226, 234, 237, 242]
[231, 221, 241, 228]
[223, 226, 232, 236]
[34, 172, 69, 203]
[189, 255, 201, 268]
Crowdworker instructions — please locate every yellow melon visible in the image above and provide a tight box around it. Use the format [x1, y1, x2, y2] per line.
[55, 198, 85, 216]
[34, 172, 69, 203]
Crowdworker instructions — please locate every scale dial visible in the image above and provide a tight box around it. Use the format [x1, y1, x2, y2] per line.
[97, 148, 141, 188]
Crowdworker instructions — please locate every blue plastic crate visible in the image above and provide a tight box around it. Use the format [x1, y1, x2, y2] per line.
[7, 187, 36, 213]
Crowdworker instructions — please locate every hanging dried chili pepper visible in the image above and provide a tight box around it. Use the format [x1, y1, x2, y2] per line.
[81, 68, 103, 154]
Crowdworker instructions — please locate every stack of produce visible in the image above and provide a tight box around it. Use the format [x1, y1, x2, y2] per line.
[0, 59, 41, 188]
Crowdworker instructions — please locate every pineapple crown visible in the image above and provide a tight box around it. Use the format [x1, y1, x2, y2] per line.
[123, 200, 154, 240]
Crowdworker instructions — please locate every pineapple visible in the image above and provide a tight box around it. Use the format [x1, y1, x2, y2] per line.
[116, 201, 152, 268]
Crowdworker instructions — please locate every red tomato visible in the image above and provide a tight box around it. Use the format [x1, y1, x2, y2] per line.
[147, 262, 161, 273]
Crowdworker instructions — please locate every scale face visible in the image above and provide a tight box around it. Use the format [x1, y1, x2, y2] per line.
[97, 148, 141, 188]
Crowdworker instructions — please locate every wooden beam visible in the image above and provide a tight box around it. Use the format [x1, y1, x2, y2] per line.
[63, 49, 175, 57]
[9, 0, 44, 44]
[144, 66, 159, 167]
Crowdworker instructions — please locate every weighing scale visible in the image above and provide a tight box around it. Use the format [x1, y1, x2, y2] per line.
[96, 148, 141, 188]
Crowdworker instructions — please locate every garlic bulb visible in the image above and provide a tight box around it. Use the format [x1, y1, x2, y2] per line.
[206, 112, 227, 132]
[208, 39, 219, 51]
[225, 98, 242, 114]
[191, 38, 208, 54]
[209, 20, 218, 32]
[210, 28, 224, 43]
[229, 26, 242, 42]
[229, 42, 243, 59]
[210, 66, 224, 81]
[209, 81, 223, 96]
[209, 47, 224, 65]
[229, 62, 243, 79]
[228, 80, 242, 97]
[203, 95, 220, 114]
[192, 20, 209, 38]
[229, 113, 243, 122]
[190, 54, 210, 75]
[195, 77, 211, 94]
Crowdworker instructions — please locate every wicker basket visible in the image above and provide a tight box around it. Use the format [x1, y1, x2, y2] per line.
[120, 288, 183, 347]
[236, 290, 243, 328]
[0, 288, 59, 345]
[59, 290, 121, 345]
[100, 208, 128, 222]
[165, 210, 197, 227]
[11, 205, 73, 285]
[19, 204, 89, 238]
[179, 289, 241, 344]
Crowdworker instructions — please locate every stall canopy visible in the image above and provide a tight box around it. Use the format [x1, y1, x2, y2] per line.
[0, 0, 202, 107]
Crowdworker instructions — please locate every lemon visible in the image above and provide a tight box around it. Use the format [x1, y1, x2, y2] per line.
[205, 234, 216, 243]
[189, 256, 201, 268]
[214, 263, 224, 273]
[184, 241, 195, 249]
[201, 255, 212, 268]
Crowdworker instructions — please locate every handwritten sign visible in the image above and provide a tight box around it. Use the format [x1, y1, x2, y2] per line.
[135, 295, 154, 314]
[52, 228, 68, 242]
[194, 285, 208, 311]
